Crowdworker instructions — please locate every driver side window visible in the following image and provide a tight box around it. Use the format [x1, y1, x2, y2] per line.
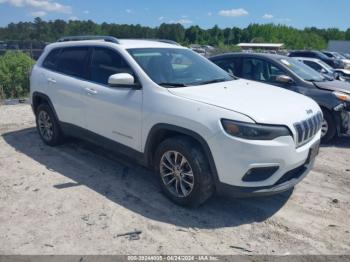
[90, 47, 134, 85]
[242, 58, 285, 84]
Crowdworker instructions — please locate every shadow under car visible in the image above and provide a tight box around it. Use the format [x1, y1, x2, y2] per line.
[2, 127, 293, 229]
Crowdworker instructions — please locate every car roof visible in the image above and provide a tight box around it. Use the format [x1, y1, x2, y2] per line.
[290, 50, 317, 53]
[294, 57, 322, 62]
[210, 52, 287, 61]
[45, 38, 186, 51]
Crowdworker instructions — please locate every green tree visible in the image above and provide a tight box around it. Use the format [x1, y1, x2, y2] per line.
[157, 23, 185, 42]
[0, 51, 35, 99]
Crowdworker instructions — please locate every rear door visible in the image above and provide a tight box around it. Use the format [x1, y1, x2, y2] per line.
[42, 46, 90, 128]
[82, 47, 143, 151]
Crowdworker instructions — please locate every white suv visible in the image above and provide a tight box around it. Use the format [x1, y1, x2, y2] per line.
[30, 36, 322, 206]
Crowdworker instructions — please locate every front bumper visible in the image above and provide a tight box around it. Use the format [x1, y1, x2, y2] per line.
[208, 130, 321, 195]
[216, 152, 316, 197]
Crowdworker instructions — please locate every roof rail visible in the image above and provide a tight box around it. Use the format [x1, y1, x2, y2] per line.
[154, 39, 181, 46]
[123, 38, 181, 46]
[57, 36, 120, 44]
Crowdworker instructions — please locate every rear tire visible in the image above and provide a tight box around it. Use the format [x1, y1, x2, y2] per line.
[154, 136, 214, 207]
[321, 109, 336, 143]
[35, 103, 64, 146]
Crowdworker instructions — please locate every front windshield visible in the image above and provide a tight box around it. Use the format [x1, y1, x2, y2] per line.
[128, 48, 233, 87]
[281, 58, 325, 82]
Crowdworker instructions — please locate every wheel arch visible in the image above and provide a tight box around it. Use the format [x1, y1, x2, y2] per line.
[144, 123, 219, 184]
[319, 105, 340, 136]
[32, 92, 60, 121]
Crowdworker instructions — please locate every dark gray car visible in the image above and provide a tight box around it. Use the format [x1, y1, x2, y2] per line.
[210, 53, 350, 142]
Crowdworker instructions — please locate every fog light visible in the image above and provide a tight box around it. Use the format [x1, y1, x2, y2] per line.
[242, 166, 279, 182]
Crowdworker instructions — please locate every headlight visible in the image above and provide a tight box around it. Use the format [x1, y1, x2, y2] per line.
[221, 119, 291, 140]
[333, 91, 350, 102]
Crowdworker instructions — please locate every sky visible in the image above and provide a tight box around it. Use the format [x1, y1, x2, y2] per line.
[0, 0, 349, 30]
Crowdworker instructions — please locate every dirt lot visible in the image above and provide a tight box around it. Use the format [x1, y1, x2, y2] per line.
[0, 103, 349, 255]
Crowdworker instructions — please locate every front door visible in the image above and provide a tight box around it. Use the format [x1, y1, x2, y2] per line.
[83, 47, 143, 151]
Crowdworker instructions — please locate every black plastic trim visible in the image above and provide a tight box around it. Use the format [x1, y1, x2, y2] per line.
[31, 92, 60, 121]
[217, 158, 315, 197]
[60, 122, 147, 166]
[242, 166, 279, 182]
[144, 123, 220, 185]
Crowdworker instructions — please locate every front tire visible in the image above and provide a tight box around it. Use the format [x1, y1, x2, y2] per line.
[36, 103, 64, 146]
[321, 109, 336, 143]
[154, 137, 214, 207]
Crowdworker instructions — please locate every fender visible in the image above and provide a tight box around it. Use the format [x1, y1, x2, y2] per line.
[32, 91, 60, 122]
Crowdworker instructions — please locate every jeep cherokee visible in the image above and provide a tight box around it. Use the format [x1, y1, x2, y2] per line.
[30, 36, 322, 206]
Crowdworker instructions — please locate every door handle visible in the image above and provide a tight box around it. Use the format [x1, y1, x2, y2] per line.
[47, 78, 56, 84]
[85, 87, 98, 95]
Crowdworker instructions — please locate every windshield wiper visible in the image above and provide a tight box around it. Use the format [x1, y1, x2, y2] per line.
[304, 79, 325, 82]
[158, 82, 188, 88]
[191, 78, 231, 86]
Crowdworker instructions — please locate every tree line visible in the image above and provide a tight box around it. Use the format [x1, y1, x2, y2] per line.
[1, 17, 350, 50]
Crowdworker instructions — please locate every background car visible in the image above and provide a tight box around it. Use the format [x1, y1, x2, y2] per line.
[295, 57, 350, 82]
[210, 53, 350, 142]
[288, 50, 345, 69]
[341, 53, 350, 59]
[322, 51, 350, 69]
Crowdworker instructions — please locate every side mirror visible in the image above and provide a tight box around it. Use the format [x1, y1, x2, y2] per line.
[276, 75, 294, 85]
[108, 73, 140, 88]
[320, 68, 327, 74]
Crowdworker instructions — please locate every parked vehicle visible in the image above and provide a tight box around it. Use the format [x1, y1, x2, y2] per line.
[341, 53, 350, 59]
[210, 53, 350, 142]
[288, 50, 346, 69]
[30, 36, 322, 206]
[322, 51, 350, 69]
[295, 57, 350, 82]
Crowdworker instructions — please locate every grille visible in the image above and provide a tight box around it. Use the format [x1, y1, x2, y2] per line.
[294, 112, 323, 147]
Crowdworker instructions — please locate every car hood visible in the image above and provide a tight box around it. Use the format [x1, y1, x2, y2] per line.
[335, 69, 350, 75]
[314, 80, 350, 94]
[342, 59, 350, 64]
[168, 79, 320, 127]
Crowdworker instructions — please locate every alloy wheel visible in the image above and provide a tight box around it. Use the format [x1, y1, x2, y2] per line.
[160, 151, 194, 198]
[38, 110, 54, 141]
[321, 119, 329, 138]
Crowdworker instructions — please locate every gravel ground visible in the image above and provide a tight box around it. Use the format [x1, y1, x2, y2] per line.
[0, 103, 349, 255]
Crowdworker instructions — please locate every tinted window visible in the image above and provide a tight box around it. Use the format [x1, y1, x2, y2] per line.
[304, 60, 322, 71]
[42, 48, 61, 70]
[90, 48, 133, 85]
[56, 47, 89, 79]
[323, 52, 333, 58]
[241, 58, 285, 84]
[214, 58, 239, 76]
[289, 52, 304, 57]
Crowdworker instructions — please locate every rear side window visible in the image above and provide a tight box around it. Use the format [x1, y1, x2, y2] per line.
[42, 48, 61, 70]
[90, 47, 133, 85]
[56, 47, 89, 79]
